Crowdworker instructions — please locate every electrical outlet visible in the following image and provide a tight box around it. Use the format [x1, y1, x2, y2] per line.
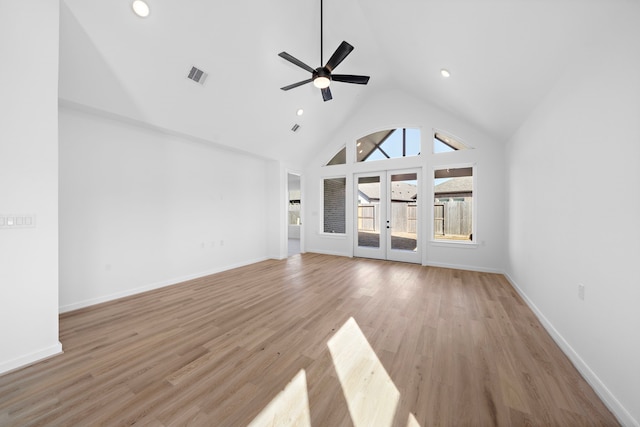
[578, 283, 585, 300]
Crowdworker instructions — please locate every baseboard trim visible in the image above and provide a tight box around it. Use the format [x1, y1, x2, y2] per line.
[425, 261, 503, 274]
[59, 257, 269, 314]
[304, 252, 503, 273]
[0, 342, 63, 376]
[503, 272, 638, 427]
[304, 249, 352, 258]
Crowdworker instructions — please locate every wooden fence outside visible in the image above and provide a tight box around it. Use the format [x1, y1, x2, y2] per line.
[358, 205, 377, 231]
[358, 203, 417, 234]
[358, 202, 470, 236]
[434, 201, 472, 236]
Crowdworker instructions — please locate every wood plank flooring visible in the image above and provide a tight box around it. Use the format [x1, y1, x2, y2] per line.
[0, 254, 619, 426]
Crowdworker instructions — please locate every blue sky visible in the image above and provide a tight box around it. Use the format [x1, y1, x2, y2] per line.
[365, 128, 421, 161]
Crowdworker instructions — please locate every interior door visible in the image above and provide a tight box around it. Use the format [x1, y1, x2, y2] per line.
[354, 169, 421, 263]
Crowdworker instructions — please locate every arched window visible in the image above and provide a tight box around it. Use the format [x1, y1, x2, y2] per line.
[356, 128, 420, 162]
[324, 128, 422, 166]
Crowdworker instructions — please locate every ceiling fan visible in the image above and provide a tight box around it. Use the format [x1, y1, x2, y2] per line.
[278, 0, 370, 102]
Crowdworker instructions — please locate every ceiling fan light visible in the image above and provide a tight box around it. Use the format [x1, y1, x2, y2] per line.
[313, 76, 330, 89]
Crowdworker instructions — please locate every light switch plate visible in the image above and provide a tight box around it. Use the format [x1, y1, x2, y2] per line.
[0, 214, 36, 229]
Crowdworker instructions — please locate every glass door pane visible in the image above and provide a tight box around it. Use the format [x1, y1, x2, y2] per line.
[357, 175, 381, 249]
[389, 173, 418, 252]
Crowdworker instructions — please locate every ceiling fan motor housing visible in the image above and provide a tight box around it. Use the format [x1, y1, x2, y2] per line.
[315, 67, 331, 80]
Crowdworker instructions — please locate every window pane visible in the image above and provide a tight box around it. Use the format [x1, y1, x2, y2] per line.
[434, 138, 456, 153]
[357, 128, 421, 162]
[405, 128, 421, 156]
[433, 132, 471, 153]
[434, 168, 473, 241]
[326, 146, 346, 165]
[323, 177, 346, 233]
[365, 149, 388, 162]
[378, 129, 402, 157]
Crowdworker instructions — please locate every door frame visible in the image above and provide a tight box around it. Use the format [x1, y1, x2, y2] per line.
[353, 168, 421, 263]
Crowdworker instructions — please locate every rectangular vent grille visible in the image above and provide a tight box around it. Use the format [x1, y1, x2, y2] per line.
[188, 66, 208, 85]
[291, 124, 300, 132]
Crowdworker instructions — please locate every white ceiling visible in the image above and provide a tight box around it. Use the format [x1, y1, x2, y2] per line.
[59, 0, 634, 166]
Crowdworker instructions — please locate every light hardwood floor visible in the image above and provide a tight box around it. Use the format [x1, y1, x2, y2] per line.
[0, 254, 619, 426]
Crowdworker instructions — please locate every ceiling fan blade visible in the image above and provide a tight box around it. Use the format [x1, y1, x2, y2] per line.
[278, 52, 316, 74]
[331, 74, 370, 85]
[281, 78, 314, 91]
[321, 87, 333, 102]
[325, 41, 354, 72]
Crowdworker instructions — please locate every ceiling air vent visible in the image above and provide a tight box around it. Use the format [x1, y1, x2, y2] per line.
[291, 124, 300, 132]
[187, 66, 208, 85]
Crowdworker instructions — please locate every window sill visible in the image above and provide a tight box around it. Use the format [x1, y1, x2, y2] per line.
[429, 240, 478, 249]
[319, 232, 347, 240]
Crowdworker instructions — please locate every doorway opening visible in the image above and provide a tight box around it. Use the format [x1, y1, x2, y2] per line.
[287, 173, 302, 257]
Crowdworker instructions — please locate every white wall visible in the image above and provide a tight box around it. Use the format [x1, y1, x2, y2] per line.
[59, 106, 271, 311]
[266, 160, 288, 260]
[303, 89, 506, 272]
[505, 18, 640, 427]
[0, 1, 62, 374]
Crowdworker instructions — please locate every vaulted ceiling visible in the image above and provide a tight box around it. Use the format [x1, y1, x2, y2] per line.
[59, 0, 631, 166]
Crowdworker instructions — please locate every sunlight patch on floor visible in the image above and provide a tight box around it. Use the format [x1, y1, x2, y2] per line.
[249, 317, 423, 427]
[247, 369, 311, 427]
[327, 317, 400, 427]
[407, 412, 420, 427]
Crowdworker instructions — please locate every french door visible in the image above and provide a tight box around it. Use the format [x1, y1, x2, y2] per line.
[354, 169, 421, 263]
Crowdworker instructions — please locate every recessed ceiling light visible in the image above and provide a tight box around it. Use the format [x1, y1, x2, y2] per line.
[441, 69, 451, 78]
[132, 0, 150, 17]
[296, 109, 304, 116]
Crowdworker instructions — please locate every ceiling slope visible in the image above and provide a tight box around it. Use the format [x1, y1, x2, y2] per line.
[59, 0, 635, 165]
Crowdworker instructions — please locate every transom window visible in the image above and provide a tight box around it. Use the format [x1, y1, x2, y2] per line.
[433, 132, 472, 153]
[357, 128, 420, 162]
[326, 146, 346, 165]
